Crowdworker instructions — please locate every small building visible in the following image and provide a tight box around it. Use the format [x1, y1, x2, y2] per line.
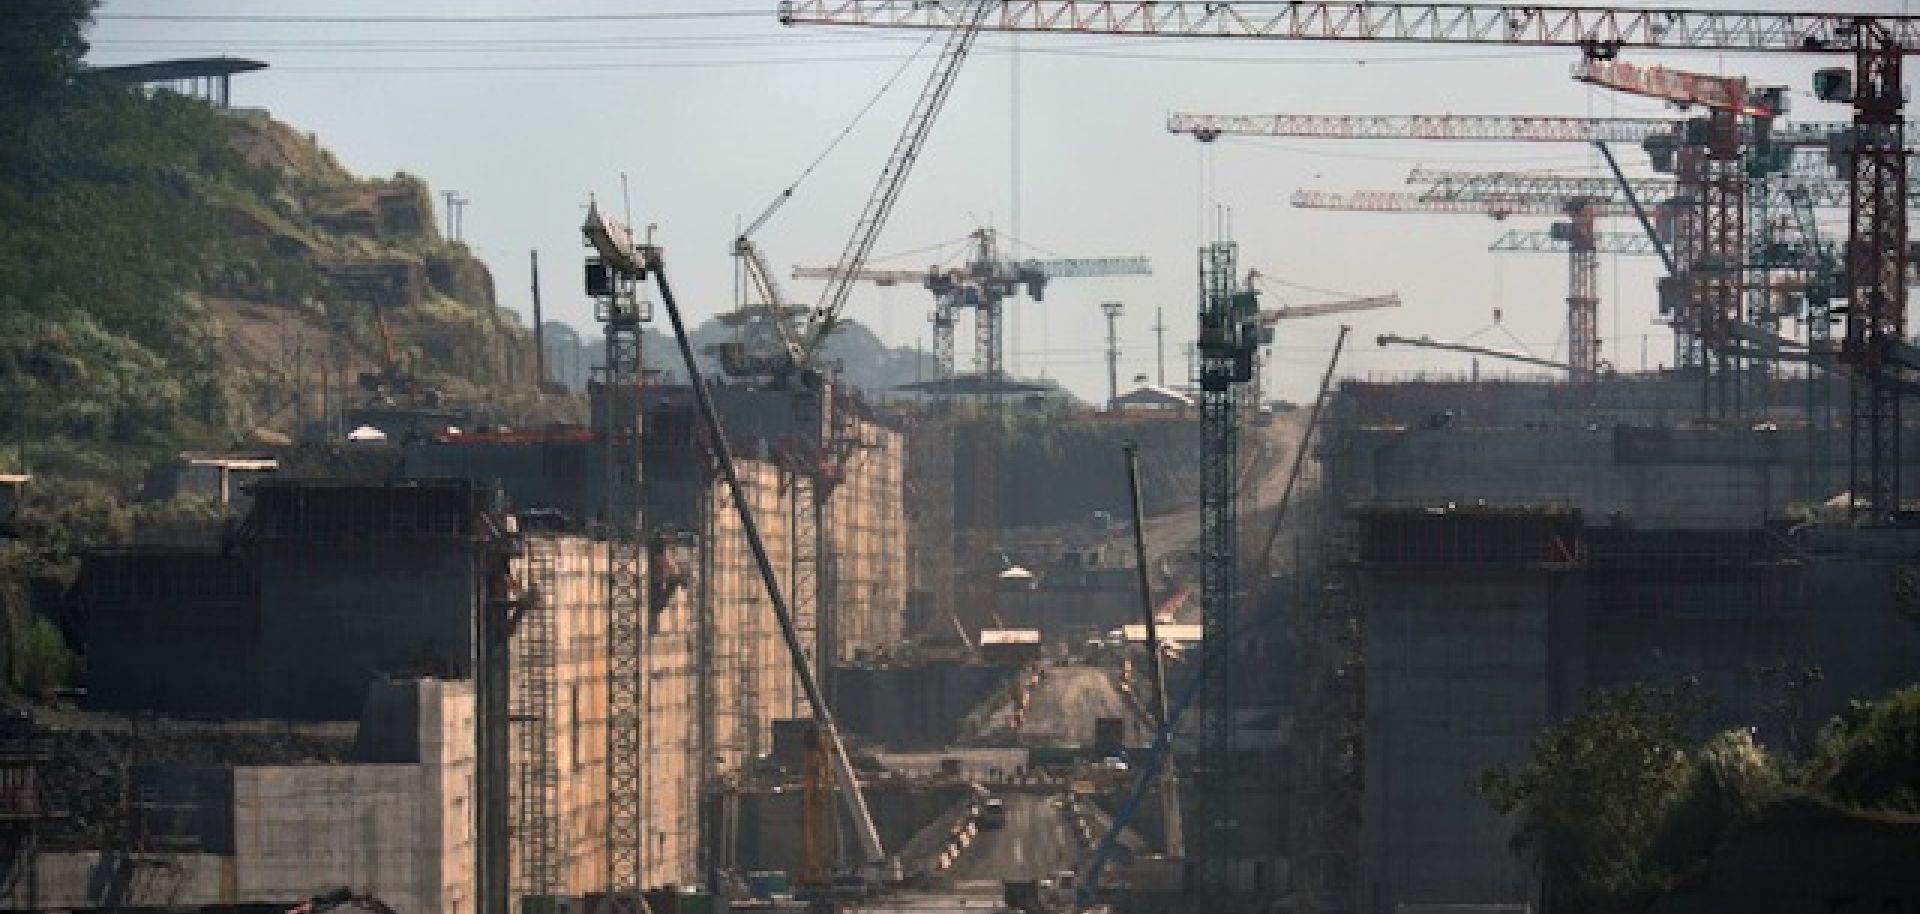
[978, 628, 1043, 665]
[1115, 623, 1204, 648]
[0, 474, 28, 521]
[147, 453, 278, 509]
[1112, 385, 1194, 414]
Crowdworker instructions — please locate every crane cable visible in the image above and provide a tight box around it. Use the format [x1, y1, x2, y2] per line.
[740, 26, 943, 240]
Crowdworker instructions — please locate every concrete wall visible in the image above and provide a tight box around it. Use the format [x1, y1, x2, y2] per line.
[1343, 424, 1820, 529]
[701, 461, 798, 777]
[6, 680, 480, 914]
[1357, 567, 1562, 912]
[830, 662, 1017, 749]
[508, 534, 705, 898]
[3, 852, 236, 910]
[79, 549, 262, 715]
[233, 678, 475, 914]
[247, 540, 486, 719]
[642, 541, 701, 889]
[827, 422, 908, 664]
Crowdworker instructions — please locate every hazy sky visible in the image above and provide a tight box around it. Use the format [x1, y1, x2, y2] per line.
[87, 1, 1908, 404]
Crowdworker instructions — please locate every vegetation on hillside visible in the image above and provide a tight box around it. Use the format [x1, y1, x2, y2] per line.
[1478, 682, 1920, 914]
[0, 1, 561, 696]
[1, 0, 546, 493]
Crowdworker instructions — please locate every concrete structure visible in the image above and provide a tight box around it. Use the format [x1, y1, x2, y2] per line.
[1287, 374, 1920, 914]
[4, 679, 472, 914]
[63, 479, 712, 912]
[145, 453, 278, 510]
[0, 474, 29, 521]
[1113, 385, 1194, 414]
[49, 367, 915, 909]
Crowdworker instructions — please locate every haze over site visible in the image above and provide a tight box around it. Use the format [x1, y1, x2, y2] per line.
[87, 0, 1900, 403]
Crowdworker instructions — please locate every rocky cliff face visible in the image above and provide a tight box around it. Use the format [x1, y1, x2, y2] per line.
[200, 112, 550, 442]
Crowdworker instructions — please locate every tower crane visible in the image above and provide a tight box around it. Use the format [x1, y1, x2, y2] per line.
[793, 230, 1151, 388]
[793, 232, 1148, 636]
[1171, 108, 1697, 381]
[1576, 59, 1775, 417]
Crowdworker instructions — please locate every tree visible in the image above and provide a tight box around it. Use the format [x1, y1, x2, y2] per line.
[1802, 686, 1920, 812]
[1476, 682, 1706, 914]
[0, 0, 94, 112]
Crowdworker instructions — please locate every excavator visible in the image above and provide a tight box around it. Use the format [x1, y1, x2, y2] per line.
[354, 300, 444, 409]
[286, 888, 400, 914]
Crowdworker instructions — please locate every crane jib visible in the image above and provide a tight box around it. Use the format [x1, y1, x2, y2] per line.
[779, 2, 1920, 54]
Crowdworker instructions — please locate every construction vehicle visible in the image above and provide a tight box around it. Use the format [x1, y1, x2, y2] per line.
[286, 888, 399, 914]
[979, 797, 1008, 830]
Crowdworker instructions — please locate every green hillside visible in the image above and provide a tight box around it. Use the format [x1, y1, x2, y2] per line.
[0, 1, 545, 492]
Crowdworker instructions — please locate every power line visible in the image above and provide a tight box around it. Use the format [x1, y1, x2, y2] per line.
[89, 10, 766, 23]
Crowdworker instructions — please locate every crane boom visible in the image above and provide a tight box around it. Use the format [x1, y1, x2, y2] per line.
[1408, 167, 1912, 208]
[794, 255, 1150, 286]
[799, 0, 992, 362]
[1175, 113, 1678, 143]
[1024, 255, 1152, 278]
[1377, 333, 1570, 372]
[733, 236, 806, 367]
[1292, 189, 1655, 218]
[1412, 168, 1677, 203]
[1259, 293, 1400, 322]
[1175, 111, 1908, 150]
[1574, 59, 1776, 116]
[779, 2, 1920, 53]
[1488, 229, 1661, 255]
[793, 265, 933, 285]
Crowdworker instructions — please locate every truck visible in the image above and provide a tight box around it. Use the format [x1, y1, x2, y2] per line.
[979, 797, 1008, 830]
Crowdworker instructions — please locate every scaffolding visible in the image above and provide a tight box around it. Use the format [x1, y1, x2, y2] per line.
[513, 534, 562, 903]
[0, 715, 46, 909]
[1283, 403, 1365, 914]
[788, 471, 822, 721]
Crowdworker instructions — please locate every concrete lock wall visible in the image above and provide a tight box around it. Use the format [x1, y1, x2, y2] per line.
[1358, 569, 1559, 911]
[250, 540, 484, 719]
[827, 422, 909, 664]
[233, 678, 475, 914]
[702, 460, 801, 779]
[1345, 425, 1820, 529]
[508, 533, 705, 899]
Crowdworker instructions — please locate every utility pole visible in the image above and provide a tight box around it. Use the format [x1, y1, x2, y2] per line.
[530, 250, 545, 390]
[443, 190, 469, 242]
[1102, 301, 1124, 410]
[1152, 306, 1168, 387]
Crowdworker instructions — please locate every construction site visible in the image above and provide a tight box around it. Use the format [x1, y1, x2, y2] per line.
[8, 4, 1920, 914]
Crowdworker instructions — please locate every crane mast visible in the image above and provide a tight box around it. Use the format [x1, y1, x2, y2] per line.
[1189, 240, 1265, 893]
[582, 201, 652, 914]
